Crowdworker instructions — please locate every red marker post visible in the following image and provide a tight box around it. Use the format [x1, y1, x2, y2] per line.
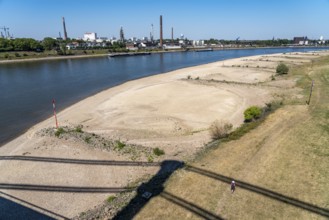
[52, 99, 58, 128]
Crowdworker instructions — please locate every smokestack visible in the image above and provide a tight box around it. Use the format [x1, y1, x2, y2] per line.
[62, 17, 68, 40]
[160, 15, 163, 47]
[171, 27, 173, 44]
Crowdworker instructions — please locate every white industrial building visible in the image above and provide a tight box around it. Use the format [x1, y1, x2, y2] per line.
[83, 32, 97, 41]
[193, 40, 205, 46]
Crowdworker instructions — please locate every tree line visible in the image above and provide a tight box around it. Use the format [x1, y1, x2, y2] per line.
[0, 37, 127, 52]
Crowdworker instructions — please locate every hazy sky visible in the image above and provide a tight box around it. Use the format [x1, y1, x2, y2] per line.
[0, 0, 328, 40]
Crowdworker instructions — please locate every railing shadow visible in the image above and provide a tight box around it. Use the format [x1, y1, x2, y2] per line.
[0, 155, 161, 166]
[185, 165, 329, 218]
[0, 184, 135, 193]
[160, 191, 224, 220]
[0, 191, 68, 220]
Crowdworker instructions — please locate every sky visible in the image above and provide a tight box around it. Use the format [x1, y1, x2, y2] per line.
[0, 0, 328, 40]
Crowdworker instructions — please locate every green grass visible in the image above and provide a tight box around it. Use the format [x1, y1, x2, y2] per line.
[115, 140, 126, 150]
[55, 127, 65, 137]
[153, 147, 165, 156]
[107, 196, 116, 203]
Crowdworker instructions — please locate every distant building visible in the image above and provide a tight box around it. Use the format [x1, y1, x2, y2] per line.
[126, 42, 138, 50]
[293, 36, 308, 45]
[192, 40, 205, 47]
[84, 32, 97, 41]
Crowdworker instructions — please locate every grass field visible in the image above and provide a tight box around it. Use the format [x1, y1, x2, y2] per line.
[131, 56, 329, 219]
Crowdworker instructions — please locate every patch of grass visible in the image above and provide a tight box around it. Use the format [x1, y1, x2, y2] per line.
[153, 147, 165, 156]
[75, 125, 83, 133]
[84, 136, 91, 143]
[147, 155, 154, 162]
[55, 127, 65, 137]
[115, 140, 126, 150]
[107, 196, 116, 203]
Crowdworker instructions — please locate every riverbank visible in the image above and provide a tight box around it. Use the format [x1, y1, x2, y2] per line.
[0, 53, 108, 64]
[1, 46, 328, 64]
[1, 51, 328, 219]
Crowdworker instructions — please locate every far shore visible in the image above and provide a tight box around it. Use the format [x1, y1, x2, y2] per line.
[0, 53, 108, 64]
[1, 45, 327, 64]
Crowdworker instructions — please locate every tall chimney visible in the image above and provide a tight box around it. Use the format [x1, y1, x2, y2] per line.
[62, 17, 68, 40]
[160, 15, 163, 47]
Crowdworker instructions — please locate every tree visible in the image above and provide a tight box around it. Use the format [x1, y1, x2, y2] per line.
[276, 63, 289, 75]
[42, 37, 58, 50]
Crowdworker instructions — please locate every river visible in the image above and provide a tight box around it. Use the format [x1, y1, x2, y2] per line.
[0, 47, 328, 146]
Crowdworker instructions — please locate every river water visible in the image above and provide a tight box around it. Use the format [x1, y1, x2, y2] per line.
[0, 47, 328, 146]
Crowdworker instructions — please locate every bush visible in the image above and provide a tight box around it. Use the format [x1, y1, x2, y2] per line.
[276, 63, 289, 75]
[84, 136, 91, 143]
[115, 140, 126, 150]
[15, 53, 20, 57]
[75, 125, 83, 133]
[244, 106, 262, 122]
[209, 120, 233, 140]
[107, 196, 116, 203]
[55, 127, 65, 137]
[153, 147, 165, 156]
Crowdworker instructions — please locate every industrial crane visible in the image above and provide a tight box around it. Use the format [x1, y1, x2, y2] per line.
[0, 26, 10, 38]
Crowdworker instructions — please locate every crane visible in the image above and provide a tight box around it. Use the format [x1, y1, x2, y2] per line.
[236, 37, 240, 43]
[0, 26, 10, 38]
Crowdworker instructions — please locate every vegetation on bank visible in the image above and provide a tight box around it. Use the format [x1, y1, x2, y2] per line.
[39, 125, 166, 161]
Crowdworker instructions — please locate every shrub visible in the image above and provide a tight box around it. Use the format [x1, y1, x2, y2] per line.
[15, 53, 20, 57]
[55, 127, 65, 137]
[75, 125, 83, 133]
[244, 106, 262, 122]
[209, 120, 233, 140]
[153, 147, 165, 156]
[276, 63, 289, 75]
[107, 196, 116, 203]
[115, 140, 126, 150]
[187, 75, 191, 79]
[4, 54, 9, 59]
[84, 136, 91, 143]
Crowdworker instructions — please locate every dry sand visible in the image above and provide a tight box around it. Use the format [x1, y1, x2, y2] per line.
[0, 51, 328, 219]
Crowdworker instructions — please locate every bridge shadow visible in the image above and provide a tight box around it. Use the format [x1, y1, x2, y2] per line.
[112, 160, 225, 220]
[0, 191, 68, 220]
[185, 165, 329, 218]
